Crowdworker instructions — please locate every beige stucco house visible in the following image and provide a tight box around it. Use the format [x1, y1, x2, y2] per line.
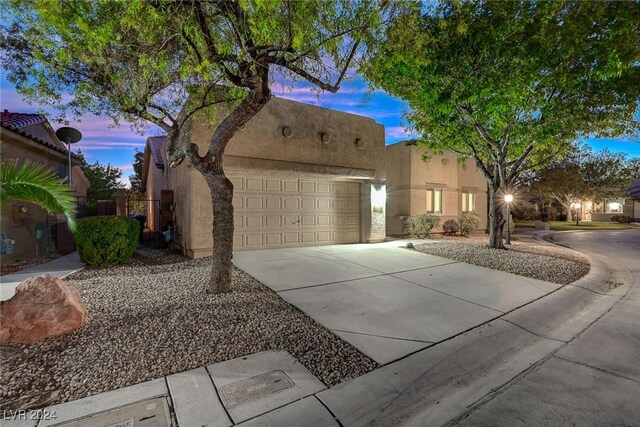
[0, 110, 90, 262]
[143, 98, 490, 258]
[143, 97, 386, 258]
[385, 140, 488, 235]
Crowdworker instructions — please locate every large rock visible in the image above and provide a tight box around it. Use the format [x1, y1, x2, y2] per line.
[1, 274, 88, 344]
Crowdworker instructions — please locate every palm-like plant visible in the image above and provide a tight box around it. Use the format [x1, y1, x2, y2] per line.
[0, 159, 77, 231]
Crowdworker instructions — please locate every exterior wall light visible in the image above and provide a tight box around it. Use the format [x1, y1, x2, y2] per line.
[320, 133, 331, 144]
[371, 185, 386, 213]
[354, 138, 365, 150]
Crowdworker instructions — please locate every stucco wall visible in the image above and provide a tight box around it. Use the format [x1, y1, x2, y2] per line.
[171, 96, 386, 257]
[386, 142, 488, 236]
[1, 129, 75, 261]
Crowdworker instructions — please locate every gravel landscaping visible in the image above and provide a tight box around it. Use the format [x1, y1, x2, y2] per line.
[0, 248, 378, 410]
[414, 238, 590, 285]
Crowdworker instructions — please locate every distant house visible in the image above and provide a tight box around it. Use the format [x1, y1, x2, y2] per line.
[385, 141, 488, 235]
[588, 179, 640, 222]
[0, 110, 90, 261]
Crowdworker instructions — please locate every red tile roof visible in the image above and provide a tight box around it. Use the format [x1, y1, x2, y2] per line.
[147, 135, 166, 169]
[0, 109, 82, 159]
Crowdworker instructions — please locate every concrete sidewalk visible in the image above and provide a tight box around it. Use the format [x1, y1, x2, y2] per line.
[0, 252, 85, 301]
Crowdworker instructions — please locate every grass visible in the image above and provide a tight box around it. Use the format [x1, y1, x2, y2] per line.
[516, 220, 637, 231]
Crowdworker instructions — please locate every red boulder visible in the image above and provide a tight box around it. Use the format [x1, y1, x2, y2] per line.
[1, 274, 88, 344]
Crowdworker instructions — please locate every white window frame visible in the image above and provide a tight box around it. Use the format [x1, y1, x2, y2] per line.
[426, 188, 443, 214]
[462, 191, 475, 213]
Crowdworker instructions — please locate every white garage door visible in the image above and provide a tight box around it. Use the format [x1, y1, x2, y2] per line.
[230, 175, 361, 249]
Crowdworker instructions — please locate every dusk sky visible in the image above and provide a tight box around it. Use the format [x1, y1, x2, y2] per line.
[2, 70, 638, 187]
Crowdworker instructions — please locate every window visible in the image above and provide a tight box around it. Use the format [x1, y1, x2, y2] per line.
[462, 192, 475, 213]
[605, 198, 624, 213]
[426, 188, 443, 214]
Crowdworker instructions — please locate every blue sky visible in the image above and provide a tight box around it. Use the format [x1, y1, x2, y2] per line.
[1, 71, 638, 186]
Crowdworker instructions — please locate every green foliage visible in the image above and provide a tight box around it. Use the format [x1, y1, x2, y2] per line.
[610, 215, 631, 224]
[76, 152, 124, 203]
[406, 214, 440, 238]
[442, 218, 460, 235]
[75, 216, 139, 266]
[528, 145, 638, 219]
[364, 0, 640, 247]
[128, 149, 145, 193]
[459, 213, 481, 236]
[0, 159, 77, 230]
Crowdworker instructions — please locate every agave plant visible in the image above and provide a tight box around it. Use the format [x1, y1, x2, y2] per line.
[0, 159, 77, 231]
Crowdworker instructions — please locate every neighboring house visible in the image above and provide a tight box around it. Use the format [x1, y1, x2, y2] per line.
[144, 97, 386, 258]
[385, 140, 488, 235]
[589, 179, 640, 222]
[143, 98, 490, 258]
[0, 110, 90, 261]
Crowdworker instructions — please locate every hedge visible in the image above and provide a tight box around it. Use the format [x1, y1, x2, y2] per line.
[74, 216, 140, 266]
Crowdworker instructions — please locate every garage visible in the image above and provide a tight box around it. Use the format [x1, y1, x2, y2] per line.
[231, 174, 361, 249]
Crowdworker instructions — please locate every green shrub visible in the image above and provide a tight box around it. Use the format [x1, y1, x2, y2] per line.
[75, 216, 140, 266]
[406, 214, 441, 238]
[610, 215, 631, 223]
[459, 213, 481, 236]
[443, 218, 460, 235]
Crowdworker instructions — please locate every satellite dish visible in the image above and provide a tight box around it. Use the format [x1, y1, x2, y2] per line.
[55, 127, 82, 144]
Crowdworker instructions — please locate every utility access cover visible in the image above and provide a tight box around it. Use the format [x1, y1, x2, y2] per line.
[219, 370, 294, 407]
[58, 397, 171, 427]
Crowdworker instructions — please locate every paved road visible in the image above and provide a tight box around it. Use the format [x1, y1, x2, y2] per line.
[377, 230, 640, 426]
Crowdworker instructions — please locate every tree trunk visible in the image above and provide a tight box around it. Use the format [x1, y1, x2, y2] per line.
[488, 186, 506, 249]
[205, 171, 234, 294]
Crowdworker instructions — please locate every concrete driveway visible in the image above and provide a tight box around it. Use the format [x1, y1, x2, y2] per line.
[233, 240, 561, 364]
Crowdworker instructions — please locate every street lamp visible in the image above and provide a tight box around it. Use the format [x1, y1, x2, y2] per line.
[55, 127, 82, 187]
[572, 202, 581, 226]
[505, 194, 513, 245]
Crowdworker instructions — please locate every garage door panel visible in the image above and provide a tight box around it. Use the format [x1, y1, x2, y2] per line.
[233, 175, 360, 249]
[265, 215, 281, 227]
[301, 215, 315, 226]
[266, 234, 282, 245]
[246, 178, 263, 190]
[265, 179, 282, 191]
[346, 199, 359, 210]
[317, 198, 331, 210]
[265, 197, 281, 210]
[246, 215, 262, 227]
[300, 181, 315, 193]
[246, 197, 263, 209]
[301, 198, 314, 210]
[283, 180, 298, 192]
[246, 234, 264, 246]
[284, 233, 299, 244]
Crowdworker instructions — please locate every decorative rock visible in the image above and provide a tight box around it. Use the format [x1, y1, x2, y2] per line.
[0, 274, 88, 344]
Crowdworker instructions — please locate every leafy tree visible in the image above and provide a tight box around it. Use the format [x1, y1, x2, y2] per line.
[529, 146, 638, 221]
[128, 149, 145, 194]
[76, 152, 124, 204]
[0, 159, 77, 230]
[364, 0, 640, 248]
[1, 0, 388, 292]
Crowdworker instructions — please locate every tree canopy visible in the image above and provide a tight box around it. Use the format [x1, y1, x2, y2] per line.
[128, 149, 145, 194]
[1, 0, 390, 292]
[76, 152, 124, 203]
[364, 0, 640, 247]
[528, 145, 639, 220]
